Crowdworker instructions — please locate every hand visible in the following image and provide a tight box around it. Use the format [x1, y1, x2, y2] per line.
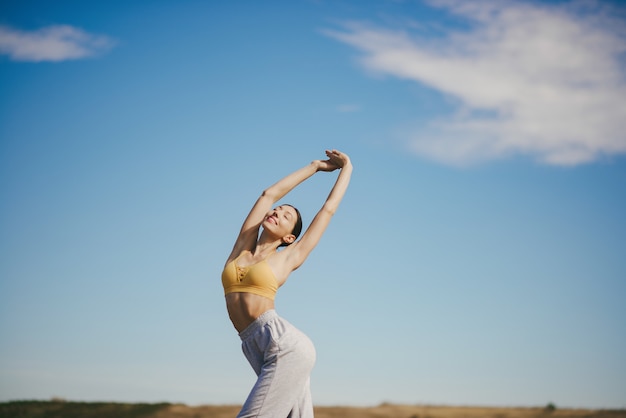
[325, 149, 350, 168]
[316, 149, 350, 172]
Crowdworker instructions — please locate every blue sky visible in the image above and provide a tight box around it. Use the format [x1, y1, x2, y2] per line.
[1, 0, 625, 409]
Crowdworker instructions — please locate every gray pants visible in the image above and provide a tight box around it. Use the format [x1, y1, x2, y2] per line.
[237, 310, 316, 418]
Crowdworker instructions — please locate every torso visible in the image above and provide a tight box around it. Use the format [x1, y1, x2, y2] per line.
[225, 292, 275, 333]
[223, 250, 289, 333]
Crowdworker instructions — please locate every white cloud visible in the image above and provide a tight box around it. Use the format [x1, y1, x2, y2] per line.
[336, 104, 361, 113]
[0, 25, 115, 62]
[324, 0, 626, 166]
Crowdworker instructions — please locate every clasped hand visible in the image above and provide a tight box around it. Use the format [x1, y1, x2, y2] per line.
[317, 149, 350, 172]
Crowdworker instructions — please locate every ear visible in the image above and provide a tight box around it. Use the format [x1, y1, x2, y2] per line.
[282, 234, 296, 246]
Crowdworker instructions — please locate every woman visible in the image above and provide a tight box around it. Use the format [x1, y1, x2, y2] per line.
[221, 149, 352, 418]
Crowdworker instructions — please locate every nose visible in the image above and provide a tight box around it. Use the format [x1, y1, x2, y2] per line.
[267, 209, 279, 221]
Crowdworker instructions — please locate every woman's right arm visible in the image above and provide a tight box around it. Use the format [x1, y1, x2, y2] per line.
[225, 160, 322, 262]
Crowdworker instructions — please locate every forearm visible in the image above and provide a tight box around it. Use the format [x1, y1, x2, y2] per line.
[263, 161, 320, 202]
[322, 161, 352, 214]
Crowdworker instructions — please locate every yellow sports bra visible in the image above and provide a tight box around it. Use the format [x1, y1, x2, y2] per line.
[222, 252, 278, 300]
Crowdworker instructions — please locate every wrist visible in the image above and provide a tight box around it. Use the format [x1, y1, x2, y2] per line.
[311, 160, 322, 172]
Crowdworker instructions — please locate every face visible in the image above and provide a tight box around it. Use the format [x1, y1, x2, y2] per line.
[263, 205, 298, 243]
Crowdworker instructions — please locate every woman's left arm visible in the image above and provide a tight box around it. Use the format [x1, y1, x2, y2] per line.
[286, 149, 353, 270]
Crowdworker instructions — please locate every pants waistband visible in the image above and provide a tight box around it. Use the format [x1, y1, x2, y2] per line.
[238, 309, 279, 341]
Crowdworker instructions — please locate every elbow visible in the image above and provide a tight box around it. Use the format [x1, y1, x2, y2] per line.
[321, 203, 338, 216]
[261, 188, 278, 200]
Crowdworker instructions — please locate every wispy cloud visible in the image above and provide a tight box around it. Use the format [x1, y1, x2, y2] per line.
[336, 104, 361, 113]
[324, 0, 626, 166]
[0, 25, 115, 62]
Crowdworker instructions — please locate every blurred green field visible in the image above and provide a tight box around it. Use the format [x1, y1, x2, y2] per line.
[0, 400, 171, 418]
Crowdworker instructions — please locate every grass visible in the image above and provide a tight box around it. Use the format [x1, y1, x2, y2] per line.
[0, 400, 171, 418]
[1, 401, 625, 418]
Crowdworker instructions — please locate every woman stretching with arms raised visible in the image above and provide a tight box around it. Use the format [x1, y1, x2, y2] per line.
[221, 149, 352, 418]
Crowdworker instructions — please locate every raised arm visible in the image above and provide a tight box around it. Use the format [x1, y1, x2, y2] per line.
[285, 150, 353, 270]
[226, 159, 322, 263]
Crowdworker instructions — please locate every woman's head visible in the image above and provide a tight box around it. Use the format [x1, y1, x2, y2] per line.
[263, 204, 302, 248]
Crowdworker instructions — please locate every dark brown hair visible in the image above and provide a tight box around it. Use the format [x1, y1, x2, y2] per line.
[279, 204, 302, 247]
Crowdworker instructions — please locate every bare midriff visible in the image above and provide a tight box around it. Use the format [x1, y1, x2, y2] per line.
[225, 292, 275, 333]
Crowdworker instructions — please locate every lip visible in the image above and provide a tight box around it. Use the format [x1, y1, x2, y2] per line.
[267, 215, 278, 225]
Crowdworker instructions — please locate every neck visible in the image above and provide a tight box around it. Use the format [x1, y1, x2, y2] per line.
[253, 240, 279, 258]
